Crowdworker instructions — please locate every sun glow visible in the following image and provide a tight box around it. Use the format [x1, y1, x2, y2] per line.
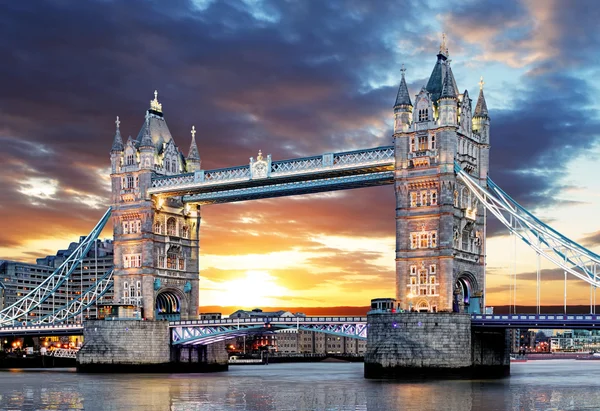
[201, 270, 290, 307]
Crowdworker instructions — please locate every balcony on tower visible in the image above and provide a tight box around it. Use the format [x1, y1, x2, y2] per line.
[408, 149, 437, 168]
[456, 153, 476, 173]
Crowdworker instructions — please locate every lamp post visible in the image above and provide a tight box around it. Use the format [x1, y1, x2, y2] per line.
[407, 292, 414, 312]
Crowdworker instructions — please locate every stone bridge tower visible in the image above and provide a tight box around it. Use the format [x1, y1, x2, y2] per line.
[109, 92, 201, 320]
[393, 38, 490, 313]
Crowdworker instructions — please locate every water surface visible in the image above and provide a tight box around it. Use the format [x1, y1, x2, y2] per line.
[1, 360, 599, 410]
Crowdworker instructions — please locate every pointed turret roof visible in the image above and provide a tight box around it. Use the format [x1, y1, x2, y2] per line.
[474, 77, 489, 118]
[140, 115, 154, 149]
[187, 125, 200, 161]
[440, 63, 457, 99]
[394, 65, 412, 108]
[111, 116, 124, 152]
[136, 90, 174, 149]
[425, 34, 458, 103]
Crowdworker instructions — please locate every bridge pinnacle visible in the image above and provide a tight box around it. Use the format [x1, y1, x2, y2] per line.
[150, 90, 162, 113]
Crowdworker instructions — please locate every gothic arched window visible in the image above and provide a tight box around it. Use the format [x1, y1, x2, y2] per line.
[171, 160, 177, 173]
[127, 154, 135, 166]
[167, 217, 177, 237]
[181, 225, 189, 238]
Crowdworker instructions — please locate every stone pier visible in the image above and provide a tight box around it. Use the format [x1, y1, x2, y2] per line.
[364, 312, 509, 379]
[77, 320, 228, 372]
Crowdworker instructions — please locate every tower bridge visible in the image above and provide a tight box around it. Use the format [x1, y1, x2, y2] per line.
[1, 39, 600, 377]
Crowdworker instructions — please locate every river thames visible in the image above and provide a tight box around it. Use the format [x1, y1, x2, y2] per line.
[1, 361, 599, 410]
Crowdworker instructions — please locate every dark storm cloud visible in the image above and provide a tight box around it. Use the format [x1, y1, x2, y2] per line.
[0, 0, 430, 253]
[441, 0, 600, 239]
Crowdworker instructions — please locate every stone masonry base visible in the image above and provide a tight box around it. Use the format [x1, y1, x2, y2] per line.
[364, 312, 510, 379]
[77, 320, 228, 373]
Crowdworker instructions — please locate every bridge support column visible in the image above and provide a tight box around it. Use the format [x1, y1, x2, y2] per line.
[364, 312, 509, 379]
[77, 320, 228, 372]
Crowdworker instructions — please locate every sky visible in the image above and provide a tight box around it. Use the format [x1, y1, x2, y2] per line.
[2, 0, 600, 310]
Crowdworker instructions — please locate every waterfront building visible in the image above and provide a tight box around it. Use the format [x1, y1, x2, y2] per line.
[228, 308, 304, 319]
[0, 238, 114, 321]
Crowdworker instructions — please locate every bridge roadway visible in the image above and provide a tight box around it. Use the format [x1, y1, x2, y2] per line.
[3, 314, 600, 339]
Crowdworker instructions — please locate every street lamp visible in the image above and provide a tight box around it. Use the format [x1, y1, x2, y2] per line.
[407, 292, 414, 312]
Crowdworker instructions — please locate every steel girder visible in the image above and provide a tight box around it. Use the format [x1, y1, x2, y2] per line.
[183, 171, 394, 204]
[472, 313, 600, 329]
[455, 163, 600, 287]
[171, 318, 368, 345]
[34, 269, 114, 325]
[149, 146, 395, 198]
[0, 208, 112, 326]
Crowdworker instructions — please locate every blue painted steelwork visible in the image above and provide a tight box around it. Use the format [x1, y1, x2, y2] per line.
[34, 269, 114, 325]
[0, 323, 83, 336]
[455, 162, 600, 287]
[0, 208, 112, 326]
[472, 314, 600, 329]
[170, 316, 368, 345]
[183, 171, 394, 204]
[149, 146, 395, 199]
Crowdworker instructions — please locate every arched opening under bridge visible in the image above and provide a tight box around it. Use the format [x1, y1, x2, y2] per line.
[156, 290, 181, 321]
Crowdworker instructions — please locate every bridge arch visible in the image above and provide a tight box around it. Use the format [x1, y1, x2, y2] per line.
[156, 288, 187, 321]
[454, 272, 478, 313]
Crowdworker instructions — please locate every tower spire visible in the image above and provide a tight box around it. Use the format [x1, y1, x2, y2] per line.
[438, 32, 449, 60]
[150, 90, 162, 113]
[186, 125, 201, 172]
[140, 115, 154, 148]
[111, 116, 124, 152]
[474, 76, 489, 118]
[188, 126, 200, 160]
[394, 64, 412, 108]
[440, 61, 457, 99]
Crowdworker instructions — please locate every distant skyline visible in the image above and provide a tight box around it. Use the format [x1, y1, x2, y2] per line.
[2, 0, 600, 308]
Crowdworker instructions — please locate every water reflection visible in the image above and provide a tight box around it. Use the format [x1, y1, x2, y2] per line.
[1, 361, 600, 410]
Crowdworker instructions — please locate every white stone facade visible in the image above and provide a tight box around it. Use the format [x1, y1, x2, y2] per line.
[110, 93, 201, 320]
[393, 46, 490, 313]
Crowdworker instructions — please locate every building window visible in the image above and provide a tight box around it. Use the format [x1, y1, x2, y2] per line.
[410, 233, 418, 249]
[410, 137, 415, 152]
[165, 159, 170, 173]
[178, 258, 185, 270]
[419, 233, 429, 248]
[430, 276, 436, 284]
[127, 175, 134, 189]
[418, 109, 428, 122]
[154, 222, 163, 234]
[123, 282, 129, 299]
[167, 253, 177, 270]
[420, 191, 428, 206]
[410, 265, 417, 275]
[418, 136, 428, 150]
[124, 254, 141, 268]
[158, 255, 165, 268]
[410, 231, 438, 249]
[430, 191, 438, 205]
[181, 226, 189, 238]
[410, 192, 417, 207]
[172, 160, 177, 173]
[431, 135, 436, 150]
[429, 264, 436, 275]
[135, 176, 139, 187]
[167, 217, 177, 236]
[410, 277, 417, 285]
[419, 272, 427, 284]
[126, 154, 135, 166]
[122, 222, 129, 234]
